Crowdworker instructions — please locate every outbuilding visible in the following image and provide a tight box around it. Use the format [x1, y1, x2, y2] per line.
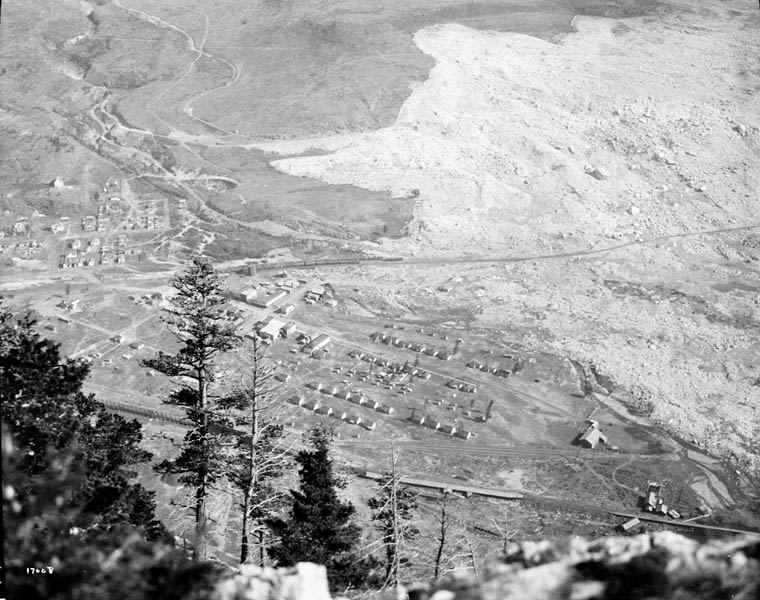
[617, 517, 641, 533]
[578, 421, 608, 449]
[307, 333, 331, 354]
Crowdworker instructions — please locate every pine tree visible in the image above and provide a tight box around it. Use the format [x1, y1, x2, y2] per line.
[0, 307, 163, 537]
[141, 256, 241, 561]
[268, 426, 373, 591]
[0, 307, 220, 600]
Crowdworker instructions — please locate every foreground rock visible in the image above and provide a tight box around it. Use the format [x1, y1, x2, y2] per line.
[211, 533, 759, 599]
[214, 563, 331, 600]
[408, 532, 760, 600]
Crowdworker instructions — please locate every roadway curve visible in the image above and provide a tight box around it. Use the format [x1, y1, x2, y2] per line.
[114, 0, 242, 137]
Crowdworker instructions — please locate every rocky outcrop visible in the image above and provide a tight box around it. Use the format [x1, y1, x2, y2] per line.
[411, 532, 760, 600]
[213, 533, 760, 600]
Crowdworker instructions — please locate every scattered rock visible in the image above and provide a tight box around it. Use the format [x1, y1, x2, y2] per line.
[628, 205, 640, 216]
[724, 361, 742, 382]
[584, 165, 609, 180]
[733, 123, 747, 136]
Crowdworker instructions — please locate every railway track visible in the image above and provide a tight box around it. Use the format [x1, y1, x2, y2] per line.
[335, 438, 667, 462]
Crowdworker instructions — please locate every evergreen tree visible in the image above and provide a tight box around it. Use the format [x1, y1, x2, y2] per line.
[0, 307, 163, 537]
[268, 426, 373, 592]
[0, 307, 221, 599]
[142, 256, 241, 561]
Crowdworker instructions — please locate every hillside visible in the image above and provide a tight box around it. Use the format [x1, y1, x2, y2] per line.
[1, 0, 759, 583]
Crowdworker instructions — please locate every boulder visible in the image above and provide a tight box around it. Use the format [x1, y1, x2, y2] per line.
[584, 165, 609, 180]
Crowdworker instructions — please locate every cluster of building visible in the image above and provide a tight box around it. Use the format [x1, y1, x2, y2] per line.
[122, 198, 164, 230]
[248, 316, 298, 342]
[446, 380, 478, 394]
[227, 280, 296, 309]
[466, 359, 514, 378]
[127, 292, 165, 307]
[642, 482, 682, 518]
[407, 412, 474, 439]
[60, 235, 140, 268]
[226, 277, 339, 311]
[5, 218, 31, 237]
[125, 214, 162, 230]
[0, 239, 46, 259]
[304, 284, 337, 307]
[306, 382, 396, 414]
[330, 359, 421, 396]
[57, 298, 80, 311]
[80, 211, 117, 233]
[348, 349, 431, 380]
[369, 331, 452, 360]
[288, 394, 377, 431]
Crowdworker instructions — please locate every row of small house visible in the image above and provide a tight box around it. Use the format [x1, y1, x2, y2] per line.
[67, 235, 126, 251]
[0, 240, 46, 256]
[370, 331, 453, 360]
[466, 359, 515, 379]
[406, 412, 475, 440]
[288, 395, 377, 431]
[60, 248, 144, 268]
[305, 382, 396, 414]
[124, 215, 163, 230]
[446, 380, 478, 394]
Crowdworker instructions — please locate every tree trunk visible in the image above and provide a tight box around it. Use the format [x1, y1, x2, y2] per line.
[240, 492, 251, 564]
[241, 343, 260, 564]
[390, 452, 400, 587]
[433, 491, 448, 579]
[194, 370, 209, 562]
[258, 529, 266, 567]
[195, 480, 208, 561]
